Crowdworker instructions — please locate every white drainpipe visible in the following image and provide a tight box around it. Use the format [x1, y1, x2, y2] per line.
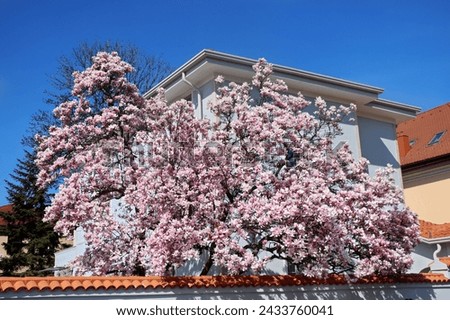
[182, 72, 203, 119]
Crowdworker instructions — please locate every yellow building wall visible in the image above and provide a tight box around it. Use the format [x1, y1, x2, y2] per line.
[403, 168, 450, 224]
[0, 235, 7, 257]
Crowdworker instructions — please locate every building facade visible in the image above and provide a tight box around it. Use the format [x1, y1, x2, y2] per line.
[397, 102, 450, 276]
[397, 102, 450, 224]
[0, 204, 12, 259]
[145, 50, 419, 185]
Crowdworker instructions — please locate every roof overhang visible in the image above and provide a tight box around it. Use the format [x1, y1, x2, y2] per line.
[362, 99, 420, 124]
[145, 50, 420, 122]
[419, 236, 450, 245]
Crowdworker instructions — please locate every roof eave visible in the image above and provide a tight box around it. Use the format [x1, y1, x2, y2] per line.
[144, 49, 385, 99]
[362, 98, 421, 123]
[373, 98, 421, 114]
[419, 236, 450, 244]
[402, 153, 450, 170]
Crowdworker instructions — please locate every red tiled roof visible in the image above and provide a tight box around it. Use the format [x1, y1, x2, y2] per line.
[440, 257, 450, 268]
[0, 274, 448, 293]
[420, 220, 450, 240]
[397, 102, 450, 166]
[0, 204, 13, 226]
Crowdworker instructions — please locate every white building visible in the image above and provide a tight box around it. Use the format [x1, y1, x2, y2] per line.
[55, 50, 420, 274]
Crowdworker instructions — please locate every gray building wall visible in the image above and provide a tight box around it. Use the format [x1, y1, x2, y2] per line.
[357, 116, 402, 185]
[411, 242, 450, 274]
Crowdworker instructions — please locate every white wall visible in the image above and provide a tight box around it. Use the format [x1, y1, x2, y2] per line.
[410, 242, 450, 276]
[357, 116, 402, 185]
[410, 243, 437, 273]
[54, 235, 86, 275]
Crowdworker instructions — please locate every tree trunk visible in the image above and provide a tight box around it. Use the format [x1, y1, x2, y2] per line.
[200, 243, 216, 276]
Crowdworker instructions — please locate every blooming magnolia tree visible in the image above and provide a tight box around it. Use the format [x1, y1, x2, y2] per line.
[36, 52, 419, 277]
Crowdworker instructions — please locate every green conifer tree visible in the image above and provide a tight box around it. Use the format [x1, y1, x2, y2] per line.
[0, 150, 61, 276]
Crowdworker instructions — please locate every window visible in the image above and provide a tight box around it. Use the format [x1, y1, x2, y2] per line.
[428, 131, 445, 145]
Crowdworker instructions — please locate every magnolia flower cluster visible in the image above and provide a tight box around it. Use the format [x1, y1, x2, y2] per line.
[36, 52, 419, 277]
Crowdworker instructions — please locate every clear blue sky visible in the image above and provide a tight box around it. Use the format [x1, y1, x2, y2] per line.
[1, 0, 449, 204]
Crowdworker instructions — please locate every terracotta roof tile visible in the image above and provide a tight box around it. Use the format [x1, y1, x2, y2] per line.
[0, 204, 12, 226]
[420, 220, 450, 239]
[440, 257, 450, 267]
[0, 274, 448, 293]
[397, 102, 450, 166]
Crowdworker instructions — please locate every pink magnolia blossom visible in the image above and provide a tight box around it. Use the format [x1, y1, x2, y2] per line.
[36, 53, 419, 277]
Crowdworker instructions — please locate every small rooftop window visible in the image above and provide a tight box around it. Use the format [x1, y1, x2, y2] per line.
[428, 131, 445, 145]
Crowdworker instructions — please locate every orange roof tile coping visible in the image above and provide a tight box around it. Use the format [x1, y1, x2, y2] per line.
[397, 102, 450, 166]
[0, 274, 448, 293]
[420, 220, 450, 239]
